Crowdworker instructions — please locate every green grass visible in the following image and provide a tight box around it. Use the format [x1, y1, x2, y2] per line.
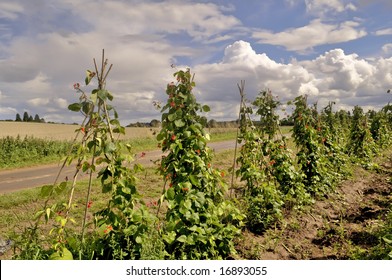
[0, 136, 73, 169]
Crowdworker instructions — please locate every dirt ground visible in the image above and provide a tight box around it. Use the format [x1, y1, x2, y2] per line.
[237, 152, 392, 260]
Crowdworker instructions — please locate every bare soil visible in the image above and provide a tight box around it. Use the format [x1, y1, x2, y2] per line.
[237, 152, 392, 260]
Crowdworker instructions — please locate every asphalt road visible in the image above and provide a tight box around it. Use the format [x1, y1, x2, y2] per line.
[0, 140, 237, 194]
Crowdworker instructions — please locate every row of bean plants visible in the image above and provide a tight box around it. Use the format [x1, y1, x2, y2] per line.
[236, 89, 392, 234]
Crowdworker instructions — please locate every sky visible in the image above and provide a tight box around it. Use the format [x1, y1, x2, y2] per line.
[0, 0, 391, 124]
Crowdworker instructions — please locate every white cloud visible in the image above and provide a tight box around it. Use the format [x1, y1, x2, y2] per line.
[382, 44, 392, 55]
[253, 19, 367, 53]
[375, 28, 392, 36]
[305, 0, 357, 16]
[0, 2, 24, 20]
[301, 49, 376, 93]
[194, 41, 315, 105]
[62, 0, 241, 42]
[28, 98, 50, 107]
[55, 98, 68, 109]
[0, 106, 17, 116]
[191, 41, 391, 120]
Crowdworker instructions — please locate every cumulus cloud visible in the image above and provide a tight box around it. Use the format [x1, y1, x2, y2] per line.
[252, 19, 366, 53]
[191, 41, 391, 120]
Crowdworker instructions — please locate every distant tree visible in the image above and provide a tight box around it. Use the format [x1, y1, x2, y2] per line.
[34, 114, 41, 122]
[207, 119, 217, 128]
[23, 111, 29, 122]
[280, 117, 294, 126]
[28, 115, 34, 122]
[15, 113, 22, 122]
[150, 119, 161, 127]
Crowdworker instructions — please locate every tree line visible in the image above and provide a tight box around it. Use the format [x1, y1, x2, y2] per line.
[15, 112, 45, 123]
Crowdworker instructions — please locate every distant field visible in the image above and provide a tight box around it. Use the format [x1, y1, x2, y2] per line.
[0, 122, 291, 141]
[0, 122, 157, 141]
[0, 121, 241, 143]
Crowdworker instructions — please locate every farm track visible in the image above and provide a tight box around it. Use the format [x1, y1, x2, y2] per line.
[0, 140, 237, 193]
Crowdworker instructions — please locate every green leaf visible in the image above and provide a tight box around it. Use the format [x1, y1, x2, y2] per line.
[174, 119, 185, 127]
[90, 91, 98, 103]
[113, 126, 125, 135]
[107, 91, 114, 101]
[105, 142, 116, 154]
[68, 103, 82, 112]
[202, 105, 210, 112]
[132, 212, 143, 223]
[85, 70, 95, 85]
[168, 114, 176, 122]
[102, 183, 112, 193]
[40, 184, 54, 198]
[163, 231, 176, 244]
[382, 235, 392, 245]
[183, 181, 192, 189]
[45, 207, 52, 221]
[55, 181, 68, 195]
[157, 132, 165, 141]
[177, 235, 187, 243]
[189, 175, 199, 186]
[82, 102, 93, 115]
[110, 119, 120, 126]
[33, 210, 45, 221]
[184, 199, 192, 210]
[135, 236, 143, 244]
[184, 130, 191, 138]
[82, 161, 90, 172]
[166, 187, 175, 200]
[97, 89, 108, 101]
[49, 248, 73, 260]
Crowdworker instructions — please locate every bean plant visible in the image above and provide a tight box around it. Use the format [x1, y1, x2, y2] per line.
[156, 69, 244, 259]
[13, 52, 155, 260]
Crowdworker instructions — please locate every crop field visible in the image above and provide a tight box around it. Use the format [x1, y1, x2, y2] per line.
[0, 122, 157, 141]
[0, 122, 241, 141]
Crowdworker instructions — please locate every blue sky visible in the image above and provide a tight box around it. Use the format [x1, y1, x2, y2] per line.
[0, 0, 391, 124]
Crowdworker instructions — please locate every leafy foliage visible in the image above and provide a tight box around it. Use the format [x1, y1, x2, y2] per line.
[157, 69, 244, 259]
[347, 106, 378, 162]
[236, 90, 309, 233]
